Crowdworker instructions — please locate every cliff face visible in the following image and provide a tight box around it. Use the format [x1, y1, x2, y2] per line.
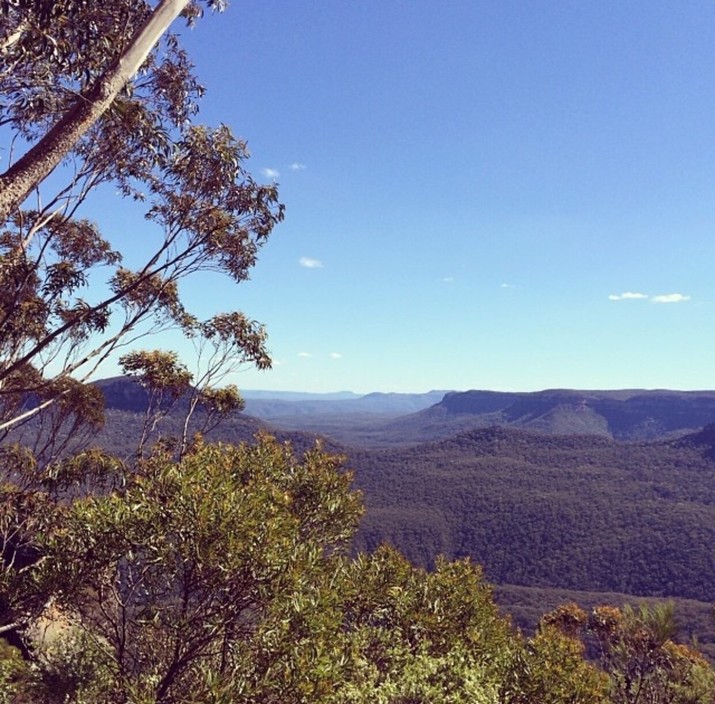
[93, 376, 151, 412]
[434, 389, 715, 440]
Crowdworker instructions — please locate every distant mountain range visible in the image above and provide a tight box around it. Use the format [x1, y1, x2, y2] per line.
[92, 379, 715, 447]
[377, 388, 715, 445]
[93, 378, 448, 418]
[240, 390, 450, 420]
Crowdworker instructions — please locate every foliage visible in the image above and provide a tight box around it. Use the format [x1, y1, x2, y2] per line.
[504, 624, 609, 704]
[545, 602, 715, 704]
[2, 431, 715, 702]
[330, 643, 500, 704]
[0, 638, 30, 703]
[20, 436, 362, 702]
[0, 0, 283, 451]
[327, 547, 510, 704]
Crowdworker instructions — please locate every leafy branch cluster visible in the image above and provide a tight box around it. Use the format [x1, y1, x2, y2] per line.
[0, 0, 282, 450]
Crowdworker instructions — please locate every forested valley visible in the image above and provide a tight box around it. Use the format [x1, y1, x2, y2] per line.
[5, 378, 715, 702]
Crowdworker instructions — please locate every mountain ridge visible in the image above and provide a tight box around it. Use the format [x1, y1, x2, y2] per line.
[381, 388, 715, 445]
[90, 378, 715, 447]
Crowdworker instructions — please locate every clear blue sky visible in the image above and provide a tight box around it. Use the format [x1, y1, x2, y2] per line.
[121, 1, 715, 393]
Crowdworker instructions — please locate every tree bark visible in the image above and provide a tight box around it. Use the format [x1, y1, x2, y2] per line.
[0, 0, 191, 224]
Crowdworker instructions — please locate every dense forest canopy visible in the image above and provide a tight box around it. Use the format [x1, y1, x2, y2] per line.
[351, 425, 715, 600]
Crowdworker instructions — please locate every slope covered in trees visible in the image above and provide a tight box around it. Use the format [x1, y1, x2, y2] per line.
[22, 378, 715, 605]
[2, 435, 714, 703]
[350, 426, 715, 601]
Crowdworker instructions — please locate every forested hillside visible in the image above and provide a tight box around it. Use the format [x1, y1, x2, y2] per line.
[50, 379, 715, 605]
[20, 378, 715, 604]
[350, 426, 715, 601]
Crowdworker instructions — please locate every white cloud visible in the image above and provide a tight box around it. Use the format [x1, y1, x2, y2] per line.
[500, 283, 514, 289]
[290, 162, 306, 171]
[608, 292, 649, 301]
[299, 256, 324, 269]
[330, 352, 342, 359]
[608, 291, 691, 304]
[261, 167, 280, 179]
[651, 293, 691, 304]
[298, 352, 312, 358]
[442, 276, 454, 283]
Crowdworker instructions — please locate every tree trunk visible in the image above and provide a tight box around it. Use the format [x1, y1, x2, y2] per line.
[0, 0, 191, 224]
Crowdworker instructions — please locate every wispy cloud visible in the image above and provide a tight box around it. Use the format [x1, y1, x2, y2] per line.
[442, 276, 454, 283]
[298, 352, 312, 358]
[608, 291, 691, 304]
[261, 167, 280, 179]
[299, 256, 324, 269]
[651, 293, 691, 304]
[290, 162, 306, 171]
[330, 352, 342, 359]
[500, 283, 514, 289]
[608, 292, 649, 301]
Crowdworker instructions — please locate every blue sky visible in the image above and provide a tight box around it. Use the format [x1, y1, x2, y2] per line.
[122, 1, 715, 393]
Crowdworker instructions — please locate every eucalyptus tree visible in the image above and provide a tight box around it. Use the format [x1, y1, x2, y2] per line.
[0, 0, 284, 438]
[0, 0, 225, 219]
[0, 0, 283, 660]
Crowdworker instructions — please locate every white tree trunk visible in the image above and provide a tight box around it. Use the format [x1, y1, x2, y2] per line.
[0, 0, 191, 223]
